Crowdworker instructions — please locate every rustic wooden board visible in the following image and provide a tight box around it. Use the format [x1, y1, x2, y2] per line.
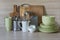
[10, 5, 44, 25]
[30, 5, 44, 25]
[20, 5, 44, 25]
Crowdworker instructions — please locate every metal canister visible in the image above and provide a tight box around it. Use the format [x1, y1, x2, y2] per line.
[13, 21, 17, 31]
[13, 16, 18, 31]
[13, 16, 22, 31]
[17, 19, 22, 30]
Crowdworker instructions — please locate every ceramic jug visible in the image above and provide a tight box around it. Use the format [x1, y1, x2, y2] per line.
[22, 20, 30, 32]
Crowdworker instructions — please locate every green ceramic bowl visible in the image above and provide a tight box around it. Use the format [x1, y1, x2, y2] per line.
[39, 27, 57, 33]
[42, 16, 55, 25]
[40, 24, 56, 29]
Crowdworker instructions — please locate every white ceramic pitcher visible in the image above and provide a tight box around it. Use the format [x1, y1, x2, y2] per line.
[22, 21, 30, 32]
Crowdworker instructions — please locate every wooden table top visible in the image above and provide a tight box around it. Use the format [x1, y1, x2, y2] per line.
[0, 27, 60, 40]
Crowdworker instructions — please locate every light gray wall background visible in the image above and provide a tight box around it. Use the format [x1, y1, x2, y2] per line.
[0, 0, 60, 27]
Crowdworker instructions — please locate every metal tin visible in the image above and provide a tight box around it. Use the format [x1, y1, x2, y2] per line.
[13, 21, 17, 31]
[17, 19, 22, 30]
[13, 16, 22, 31]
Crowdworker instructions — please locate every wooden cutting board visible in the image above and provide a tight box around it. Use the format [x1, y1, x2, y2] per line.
[20, 5, 44, 25]
[30, 5, 44, 25]
[10, 5, 44, 25]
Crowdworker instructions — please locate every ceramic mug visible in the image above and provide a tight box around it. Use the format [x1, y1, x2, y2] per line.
[22, 21, 29, 32]
[42, 16, 55, 25]
[5, 17, 12, 31]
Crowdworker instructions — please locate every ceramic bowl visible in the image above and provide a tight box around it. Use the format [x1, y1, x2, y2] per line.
[39, 27, 57, 33]
[40, 24, 56, 29]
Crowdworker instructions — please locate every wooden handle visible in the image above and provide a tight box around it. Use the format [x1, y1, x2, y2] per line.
[13, 5, 17, 13]
[20, 4, 31, 18]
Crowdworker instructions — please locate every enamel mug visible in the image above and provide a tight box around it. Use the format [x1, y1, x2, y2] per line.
[22, 21, 29, 32]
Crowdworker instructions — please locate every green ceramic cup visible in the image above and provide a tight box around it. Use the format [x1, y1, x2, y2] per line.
[42, 16, 55, 25]
[5, 17, 12, 31]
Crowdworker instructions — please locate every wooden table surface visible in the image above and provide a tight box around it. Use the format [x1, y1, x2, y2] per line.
[0, 27, 60, 40]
